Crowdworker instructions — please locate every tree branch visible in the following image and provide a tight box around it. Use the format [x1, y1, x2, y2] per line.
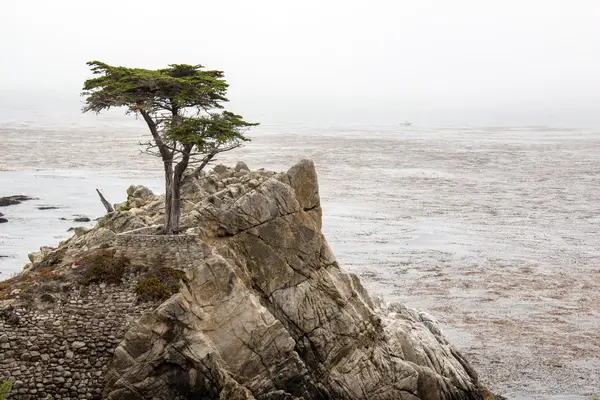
[96, 189, 114, 213]
[139, 109, 172, 162]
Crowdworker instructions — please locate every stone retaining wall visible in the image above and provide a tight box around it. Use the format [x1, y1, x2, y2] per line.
[0, 234, 205, 399]
[114, 234, 204, 270]
[0, 281, 156, 400]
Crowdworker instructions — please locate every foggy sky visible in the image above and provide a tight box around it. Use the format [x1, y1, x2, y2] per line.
[2, 0, 600, 125]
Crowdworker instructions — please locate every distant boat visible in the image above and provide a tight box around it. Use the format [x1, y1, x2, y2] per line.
[401, 121, 412, 126]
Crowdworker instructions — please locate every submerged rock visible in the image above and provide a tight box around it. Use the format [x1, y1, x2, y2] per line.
[37, 205, 60, 210]
[61, 216, 92, 222]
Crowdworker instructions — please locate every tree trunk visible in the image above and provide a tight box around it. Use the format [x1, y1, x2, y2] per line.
[164, 161, 174, 234]
[169, 144, 193, 234]
[138, 110, 174, 235]
[170, 175, 182, 235]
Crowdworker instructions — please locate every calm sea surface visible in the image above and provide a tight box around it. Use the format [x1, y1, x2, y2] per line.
[1, 112, 599, 399]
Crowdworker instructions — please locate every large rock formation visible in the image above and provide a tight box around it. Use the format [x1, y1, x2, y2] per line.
[0, 160, 497, 400]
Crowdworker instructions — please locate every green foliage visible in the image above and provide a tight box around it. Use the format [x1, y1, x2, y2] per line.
[165, 111, 256, 151]
[134, 277, 167, 302]
[78, 249, 131, 286]
[117, 201, 131, 211]
[135, 266, 185, 302]
[82, 61, 257, 157]
[82, 60, 259, 234]
[0, 380, 12, 400]
[82, 61, 228, 114]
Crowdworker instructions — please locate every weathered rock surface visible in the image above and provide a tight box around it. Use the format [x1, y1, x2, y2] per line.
[0, 195, 35, 207]
[103, 160, 492, 400]
[1, 160, 497, 400]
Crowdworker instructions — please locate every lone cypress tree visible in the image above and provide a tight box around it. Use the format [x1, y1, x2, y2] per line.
[82, 61, 257, 234]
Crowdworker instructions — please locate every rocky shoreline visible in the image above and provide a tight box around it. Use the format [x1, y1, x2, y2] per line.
[0, 195, 67, 225]
[0, 196, 36, 224]
[0, 160, 501, 400]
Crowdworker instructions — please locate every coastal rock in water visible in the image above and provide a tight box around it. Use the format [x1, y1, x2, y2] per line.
[0, 218, 7, 223]
[0, 195, 35, 207]
[102, 159, 492, 400]
[37, 205, 60, 210]
[1, 160, 496, 400]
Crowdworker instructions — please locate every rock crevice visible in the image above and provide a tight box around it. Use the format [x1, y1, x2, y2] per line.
[103, 159, 492, 400]
[1, 159, 496, 400]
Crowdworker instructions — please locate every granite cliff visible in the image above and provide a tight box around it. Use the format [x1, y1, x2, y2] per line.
[0, 160, 496, 400]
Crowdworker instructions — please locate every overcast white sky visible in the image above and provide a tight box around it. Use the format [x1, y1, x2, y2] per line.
[1, 0, 599, 125]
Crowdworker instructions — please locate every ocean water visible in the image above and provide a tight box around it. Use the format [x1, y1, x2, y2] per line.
[1, 114, 599, 399]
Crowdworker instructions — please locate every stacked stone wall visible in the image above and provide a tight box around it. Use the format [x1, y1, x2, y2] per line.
[113, 234, 203, 269]
[0, 281, 156, 400]
[0, 234, 203, 399]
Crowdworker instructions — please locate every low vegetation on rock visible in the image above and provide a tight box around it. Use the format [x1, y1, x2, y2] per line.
[134, 265, 185, 302]
[77, 249, 130, 286]
[0, 380, 12, 400]
[0, 249, 66, 302]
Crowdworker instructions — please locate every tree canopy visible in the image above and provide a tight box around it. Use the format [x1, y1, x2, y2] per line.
[83, 61, 228, 114]
[82, 61, 257, 234]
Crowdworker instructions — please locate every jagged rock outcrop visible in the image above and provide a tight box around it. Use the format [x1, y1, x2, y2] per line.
[102, 160, 492, 400]
[1, 159, 496, 400]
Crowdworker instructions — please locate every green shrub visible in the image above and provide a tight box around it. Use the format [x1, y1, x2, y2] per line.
[135, 266, 185, 302]
[118, 202, 131, 211]
[135, 276, 168, 302]
[0, 380, 13, 400]
[78, 249, 130, 285]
